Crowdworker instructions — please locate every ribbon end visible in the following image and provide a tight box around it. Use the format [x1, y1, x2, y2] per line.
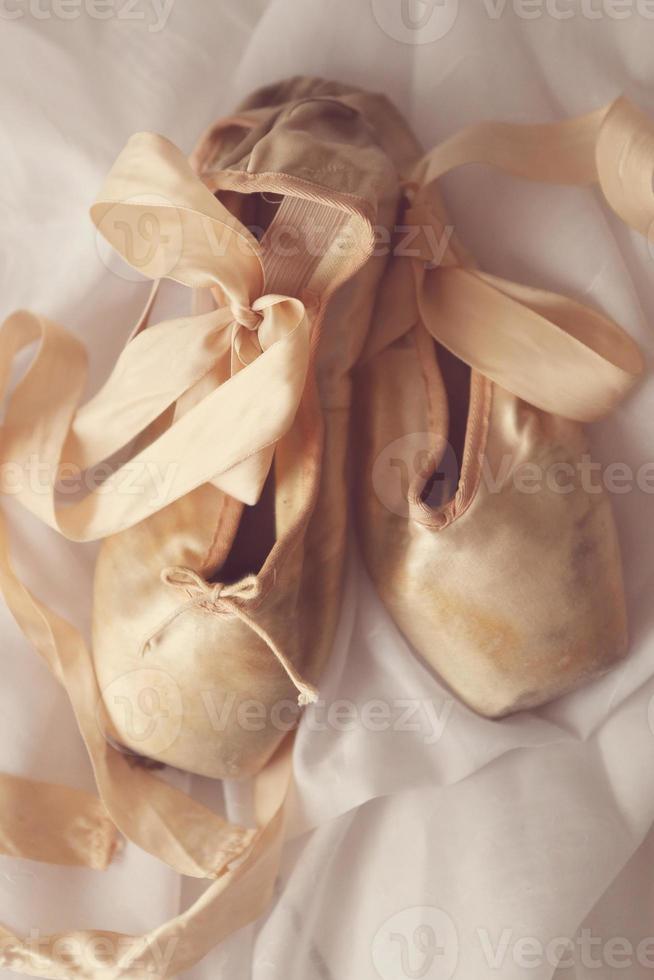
[297, 685, 319, 707]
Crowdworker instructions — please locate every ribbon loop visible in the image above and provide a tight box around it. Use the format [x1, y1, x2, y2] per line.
[389, 97, 650, 421]
[417, 264, 644, 422]
[0, 125, 318, 913]
[0, 132, 312, 539]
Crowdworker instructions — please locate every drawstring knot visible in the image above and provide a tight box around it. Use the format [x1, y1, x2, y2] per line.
[159, 565, 261, 611]
[139, 565, 319, 707]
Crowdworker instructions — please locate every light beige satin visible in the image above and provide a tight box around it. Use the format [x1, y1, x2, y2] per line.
[366, 97, 648, 422]
[358, 95, 652, 720]
[88, 88, 395, 784]
[0, 131, 317, 875]
[4, 134, 311, 538]
[0, 124, 304, 977]
[0, 772, 118, 869]
[416, 96, 654, 235]
[0, 91, 651, 977]
[414, 265, 643, 422]
[411, 96, 649, 423]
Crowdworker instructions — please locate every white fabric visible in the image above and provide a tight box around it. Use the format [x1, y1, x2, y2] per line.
[1, 2, 654, 978]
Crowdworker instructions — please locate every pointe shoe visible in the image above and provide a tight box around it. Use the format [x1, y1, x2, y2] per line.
[92, 78, 421, 777]
[0, 80, 429, 972]
[355, 99, 647, 717]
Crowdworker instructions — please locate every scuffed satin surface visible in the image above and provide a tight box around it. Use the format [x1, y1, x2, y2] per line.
[1, 6, 654, 980]
[0, 74, 409, 975]
[90, 85, 396, 779]
[355, 96, 651, 716]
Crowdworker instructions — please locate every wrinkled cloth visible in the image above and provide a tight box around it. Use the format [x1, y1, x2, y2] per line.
[1, 2, 654, 979]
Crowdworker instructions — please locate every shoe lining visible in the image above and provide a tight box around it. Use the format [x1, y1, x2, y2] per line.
[422, 342, 471, 509]
[211, 192, 348, 582]
[218, 466, 277, 584]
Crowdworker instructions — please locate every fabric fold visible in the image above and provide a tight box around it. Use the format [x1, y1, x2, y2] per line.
[0, 93, 652, 979]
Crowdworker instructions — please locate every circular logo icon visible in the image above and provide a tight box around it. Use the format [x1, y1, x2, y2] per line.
[96, 667, 184, 757]
[371, 0, 460, 45]
[372, 906, 459, 980]
[372, 431, 458, 518]
[95, 194, 183, 283]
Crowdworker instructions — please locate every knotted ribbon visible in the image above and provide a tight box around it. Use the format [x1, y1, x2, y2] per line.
[369, 97, 649, 421]
[0, 98, 653, 978]
[0, 132, 312, 541]
[0, 134, 315, 883]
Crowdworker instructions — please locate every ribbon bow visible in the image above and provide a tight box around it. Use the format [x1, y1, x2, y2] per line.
[0, 132, 311, 541]
[0, 126, 315, 903]
[140, 566, 318, 706]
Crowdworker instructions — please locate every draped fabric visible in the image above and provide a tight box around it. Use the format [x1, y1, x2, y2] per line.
[0, 26, 652, 980]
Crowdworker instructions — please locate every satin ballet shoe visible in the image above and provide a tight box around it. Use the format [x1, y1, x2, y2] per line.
[0, 90, 652, 978]
[0, 79, 427, 974]
[356, 97, 649, 717]
[91, 78, 421, 777]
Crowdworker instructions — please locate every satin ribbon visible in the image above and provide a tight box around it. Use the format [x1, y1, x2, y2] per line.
[0, 98, 652, 978]
[0, 771, 118, 869]
[0, 133, 305, 931]
[1, 133, 311, 542]
[0, 126, 303, 979]
[369, 97, 649, 420]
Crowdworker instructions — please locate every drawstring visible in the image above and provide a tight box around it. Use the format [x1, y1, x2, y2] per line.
[139, 566, 319, 707]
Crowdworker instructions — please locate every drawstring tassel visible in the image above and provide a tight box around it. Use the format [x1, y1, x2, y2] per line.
[140, 566, 319, 707]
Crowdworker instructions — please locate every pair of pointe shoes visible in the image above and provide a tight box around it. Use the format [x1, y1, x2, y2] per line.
[7, 78, 649, 786]
[93, 76, 647, 779]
